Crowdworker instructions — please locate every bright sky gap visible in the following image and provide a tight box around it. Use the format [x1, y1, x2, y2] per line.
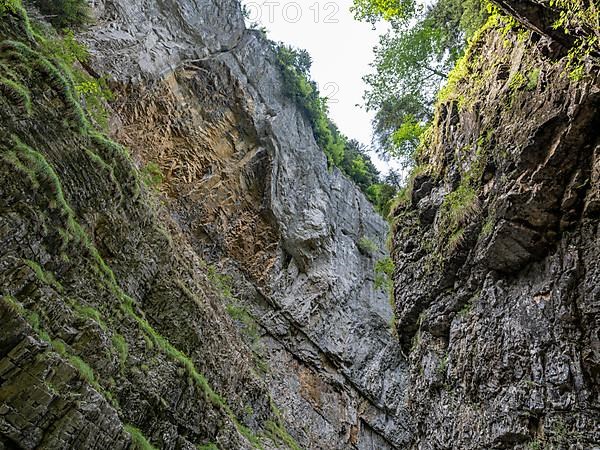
[241, 0, 397, 174]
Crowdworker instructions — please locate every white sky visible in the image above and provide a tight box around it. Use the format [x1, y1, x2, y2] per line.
[241, 0, 397, 174]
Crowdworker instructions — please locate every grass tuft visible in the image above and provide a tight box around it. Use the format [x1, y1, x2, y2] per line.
[112, 333, 129, 369]
[125, 425, 158, 450]
[0, 77, 31, 115]
[358, 236, 378, 256]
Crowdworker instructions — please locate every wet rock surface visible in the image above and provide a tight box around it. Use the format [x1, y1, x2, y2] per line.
[1, 0, 410, 448]
[391, 2, 600, 448]
[2, 0, 599, 448]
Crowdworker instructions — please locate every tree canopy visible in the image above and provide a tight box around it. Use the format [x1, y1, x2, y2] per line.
[356, 0, 488, 165]
[351, 0, 416, 25]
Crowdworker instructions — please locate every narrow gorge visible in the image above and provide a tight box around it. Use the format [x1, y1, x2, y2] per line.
[0, 0, 598, 449]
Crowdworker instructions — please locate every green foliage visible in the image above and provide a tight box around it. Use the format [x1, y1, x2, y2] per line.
[39, 29, 114, 130]
[374, 257, 394, 292]
[341, 139, 380, 191]
[351, 0, 416, 25]
[78, 77, 114, 130]
[0, 39, 88, 130]
[10, 137, 80, 243]
[441, 184, 478, 229]
[41, 29, 89, 65]
[9, 295, 107, 397]
[549, 0, 599, 81]
[49, 336, 106, 394]
[3, 296, 41, 332]
[392, 115, 426, 149]
[1, 20, 113, 133]
[436, 51, 470, 104]
[438, 182, 480, 252]
[30, 0, 91, 28]
[68, 354, 96, 384]
[125, 425, 158, 450]
[0, 0, 33, 39]
[358, 236, 379, 256]
[217, 273, 267, 374]
[112, 333, 128, 368]
[0, 77, 31, 115]
[23, 259, 64, 292]
[265, 421, 301, 450]
[508, 71, 526, 91]
[526, 68, 541, 91]
[0, 0, 20, 15]
[141, 162, 164, 189]
[366, 182, 398, 218]
[358, 0, 488, 163]
[197, 444, 219, 450]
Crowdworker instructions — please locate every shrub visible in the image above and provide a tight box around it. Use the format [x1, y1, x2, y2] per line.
[440, 183, 479, 228]
[374, 257, 395, 292]
[0, 0, 20, 16]
[526, 68, 540, 91]
[358, 236, 378, 255]
[367, 182, 398, 218]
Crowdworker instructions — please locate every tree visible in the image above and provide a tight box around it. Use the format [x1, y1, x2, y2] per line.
[356, 0, 487, 163]
[351, 0, 416, 26]
[342, 139, 380, 191]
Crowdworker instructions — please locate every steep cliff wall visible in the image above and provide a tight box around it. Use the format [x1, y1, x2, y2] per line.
[0, 0, 409, 449]
[81, 0, 411, 447]
[391, 1, 600, 448]
[4, 0, 597, 448]
[0, 8, 286, 449]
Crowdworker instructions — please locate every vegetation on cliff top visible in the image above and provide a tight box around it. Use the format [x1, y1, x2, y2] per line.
[357, 0, 598, 182]
[272, 42, 400, 216]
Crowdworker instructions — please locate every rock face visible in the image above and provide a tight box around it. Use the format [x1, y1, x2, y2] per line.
[0, 0, 409, 449]
[84, 0, 411, 448]
[391, 2, 600, 448]
[3, 0, 599, 448]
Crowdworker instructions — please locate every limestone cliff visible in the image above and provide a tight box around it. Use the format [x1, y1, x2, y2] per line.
[0, 0, 407, 449]
[2, 0, 599, 449]
[391, 1, 600, 447]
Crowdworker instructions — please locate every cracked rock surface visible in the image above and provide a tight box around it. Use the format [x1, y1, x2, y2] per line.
[81, 0, 411, 447]
[391, 2, 600, 448]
